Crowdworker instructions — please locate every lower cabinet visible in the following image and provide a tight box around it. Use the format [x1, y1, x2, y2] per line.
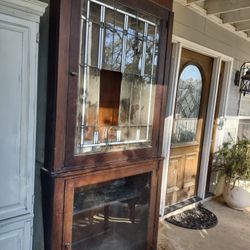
[42, 160, 162, 250]
[0, 218, 32, 250]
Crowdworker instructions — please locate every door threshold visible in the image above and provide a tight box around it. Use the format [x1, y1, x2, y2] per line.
[164, 197, 202, 215]
[160, 195, 215, 219]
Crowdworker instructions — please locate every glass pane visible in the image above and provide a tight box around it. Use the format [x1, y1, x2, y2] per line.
[103, 27, 113, 70]
[125, 34, 143, 75]
[147, 24, 156, 41]
[114, 11, 124, 32]
[72, 173, 150, 250]
[171, 65, 203, 144]
[127, 16, 145, 37]
[79, 18, 86, 66]
[86, 22, 100, 67]
[113, 30, 123, 70]
[238, 119, 250, 140]
[75, 66, 100, 151]
[75, 0, 161, 154]
[82, 0, 88, 17]
[89, 2, 101, 24]
[145, 40, 154, 76]
[103, 27, 123, 71]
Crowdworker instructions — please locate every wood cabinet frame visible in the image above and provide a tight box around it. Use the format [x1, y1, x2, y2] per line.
[44, 0, 173, 172]
[42, 1, 173, 249]
[63, 161, 159, 250]
[42, 159, 163, 250]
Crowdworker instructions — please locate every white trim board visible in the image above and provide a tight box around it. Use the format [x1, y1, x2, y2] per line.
[0, 0, 47, 22]
[160, 42, 182, 215]
[160, 36, 234, 216]
[197, 57, 221, 199]
[172, 35, 234, 62]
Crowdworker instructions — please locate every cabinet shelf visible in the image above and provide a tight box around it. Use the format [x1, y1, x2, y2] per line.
[74, 182, 142, 215]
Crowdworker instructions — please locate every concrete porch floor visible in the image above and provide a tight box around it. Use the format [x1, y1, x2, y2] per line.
[158, 198, 250, 250]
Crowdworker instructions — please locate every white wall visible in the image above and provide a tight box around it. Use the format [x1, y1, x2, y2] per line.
[173, 1, 250, 117]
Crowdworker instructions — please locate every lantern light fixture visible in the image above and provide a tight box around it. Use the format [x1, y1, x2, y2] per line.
[234, 62, 250, 96]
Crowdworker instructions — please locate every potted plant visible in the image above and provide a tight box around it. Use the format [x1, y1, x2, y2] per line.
[213, 139, 250, 210]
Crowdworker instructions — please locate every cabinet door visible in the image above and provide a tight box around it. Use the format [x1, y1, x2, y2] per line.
[45, 0, 172, 170]
[62, 165, 158, 250]
[0, 219, 32, 250]
[0, 13, 37, 220]
[70, 0, 169, 158]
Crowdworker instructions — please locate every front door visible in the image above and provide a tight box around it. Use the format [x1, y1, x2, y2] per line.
[166, 48, 213, 206]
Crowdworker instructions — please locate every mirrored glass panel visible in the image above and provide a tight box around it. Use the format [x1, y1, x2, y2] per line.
[72, 173, 150, 250]
[75, 0, 160, 154]
[171, 65, 203, 144]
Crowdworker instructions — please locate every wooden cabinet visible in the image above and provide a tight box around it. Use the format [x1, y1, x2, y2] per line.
[0, 1, 46, 249]
[42, 0, 173, 249]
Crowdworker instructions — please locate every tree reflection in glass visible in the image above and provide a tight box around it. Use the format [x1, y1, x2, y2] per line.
[171, 65, 203, 144]
[75, 0, 160, 154]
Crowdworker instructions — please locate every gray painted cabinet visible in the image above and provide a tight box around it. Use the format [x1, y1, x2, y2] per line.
[0, 1, 46, 249]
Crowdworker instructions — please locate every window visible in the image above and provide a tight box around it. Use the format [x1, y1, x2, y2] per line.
[171, 64, 203, 144]
[75, 0, 160, 154]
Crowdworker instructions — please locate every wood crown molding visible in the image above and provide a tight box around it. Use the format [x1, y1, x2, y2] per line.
[0, 0, 47, 22]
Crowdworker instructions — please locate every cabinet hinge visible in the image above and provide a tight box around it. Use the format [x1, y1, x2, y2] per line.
[36, 32, 40, 43]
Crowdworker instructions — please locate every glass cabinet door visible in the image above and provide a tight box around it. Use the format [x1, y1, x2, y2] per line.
[74, 0, 161, 154]
[67, 173, 151, 250]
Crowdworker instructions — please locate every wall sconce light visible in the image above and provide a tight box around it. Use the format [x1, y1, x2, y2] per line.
[234, 62, 250, 96]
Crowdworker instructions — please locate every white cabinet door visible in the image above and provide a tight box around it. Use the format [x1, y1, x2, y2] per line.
[0, 14, 37, 221]
[0, 1, 46, 250]
[0, 219, 32, 250]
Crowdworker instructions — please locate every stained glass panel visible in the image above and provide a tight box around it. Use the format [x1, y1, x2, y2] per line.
[75, 0, 160, 154]
[171, 65, 203, 144]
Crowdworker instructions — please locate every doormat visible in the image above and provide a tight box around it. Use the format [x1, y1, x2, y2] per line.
[165, 204, 218, 230]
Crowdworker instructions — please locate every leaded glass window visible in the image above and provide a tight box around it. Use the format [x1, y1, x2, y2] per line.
[171, 65, 203, 144]
[75, 0, 160, 154]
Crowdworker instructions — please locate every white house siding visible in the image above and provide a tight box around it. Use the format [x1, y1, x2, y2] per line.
[172, 1, 250, 141]
[173, 1, 250, 116]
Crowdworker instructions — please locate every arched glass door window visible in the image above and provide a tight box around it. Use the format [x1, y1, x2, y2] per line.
[171, 64, 203, 144]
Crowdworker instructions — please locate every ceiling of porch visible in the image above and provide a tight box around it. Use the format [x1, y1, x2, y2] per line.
[176, 0, 250, 41]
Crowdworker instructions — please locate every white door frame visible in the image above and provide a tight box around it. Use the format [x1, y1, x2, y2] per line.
[160, 35, 234, 216]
